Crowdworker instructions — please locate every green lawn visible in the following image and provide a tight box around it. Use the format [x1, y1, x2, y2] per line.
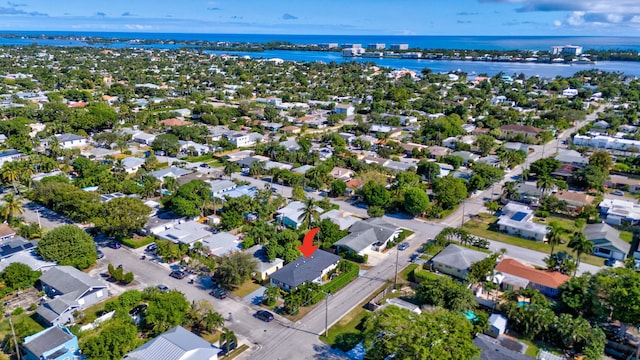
[463, 214, 605, 267]
[519, 338, 563, 358]
[230, 280, 261, 298]
[0, 312, 44, 344]
[319, 305, 370, 351]
[621, 231, 634, 243]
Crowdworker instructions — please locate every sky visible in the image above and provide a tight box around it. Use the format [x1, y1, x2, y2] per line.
[0, 0, 638, 36]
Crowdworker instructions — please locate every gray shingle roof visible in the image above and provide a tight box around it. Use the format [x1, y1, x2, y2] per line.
[24, 325, 74, 358]
[270, 250, 341, 289]
[473, 334, 534, 360]
[39, 266, 106, 295]
[431, 244, 489, 270]
[334, 218, 399, 253]
[124, 326, 219, 360]
[585, 223, 631, 255]
[55, 133, 86, 143]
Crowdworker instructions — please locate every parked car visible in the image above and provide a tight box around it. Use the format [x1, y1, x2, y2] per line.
[255, 310, 274, 322]
[146, 243, 157, 252]
[199, 163, 210, 168]
[605, 258, 617, 267]
[129, 304, 148, 316]
[110, 242, 121, 249]
[218, 339, 237, 356]
[612, 190, 624, 196]
[157, 284, 170, 293]
[169, 270, 187, 279]
[209, 288, 227, 299]
[398, 242, 410, 251]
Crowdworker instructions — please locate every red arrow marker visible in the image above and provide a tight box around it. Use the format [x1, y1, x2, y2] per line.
[298, 227, 319, 258]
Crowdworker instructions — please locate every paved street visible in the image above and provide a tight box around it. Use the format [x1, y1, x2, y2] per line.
[21, 201, 73, 230]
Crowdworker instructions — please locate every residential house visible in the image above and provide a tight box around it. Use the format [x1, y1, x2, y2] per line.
[132, 132, 157, 146]
[124, 326, 219, 360]
[450, 151, 480, 164]
[270, 250, 341, 291]
[247, 132, 265, 145]
[121, 157, 146, 174]
[498, 124, 543, 139]
[200, 232, 242, 257]
[430, 244, 489, 279]
[511, 183, 543, 205]
[473, 334, 534, 360]
[554, 149, 589, 167]
[36, 266, 108, 325]
[148, 167, 191, 182]
[607, 175, 640, 193]
[292, 165, 314, 175]
[180, 141, 209, 156]
[486, 314, 508, 338]
[224, 149, 254, 163]
[552, 191, 595, 214]
[504, 142, 530, 153]
[319, 209, 360, 230]
[0, 251, 56, 273]
[264, 161, 293, 171]
[585, 223, 630, 260]
[171, 108, 191, 118]
[224, 133, 252, 148]
[0, 223, 16, 241]
[598, 198, 640, 226]
[497, 202, 550, 241]
[0, 235, 37, 259]
[334, 104, 355, 116]
[329, 167, 355, 181]
[52, 134, 88, 149]
[495, 259, 569, 297]
[23, 324, 81, 360]
[214, 185, 257, 199]
[281, 139, 301, 152]
[208, 179, 237, 197]
[280, 126, 301, 135]
[384, 298, 421, 314]
[0, 149, 26, 166]
[334, 218, 401, 255]
[426, 145, 450, 158]
[156, 220, 212, 246]
[245, 245, 284, 281]
[276, 201, 322, 229]
[237, 155, 269, 168]
[142, 211, 183, 235]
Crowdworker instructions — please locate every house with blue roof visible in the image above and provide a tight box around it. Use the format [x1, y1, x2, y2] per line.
[23, 324, 81, 360]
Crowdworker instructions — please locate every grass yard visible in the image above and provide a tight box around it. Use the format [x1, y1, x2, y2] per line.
[121, 235, 155, 249]
[0, 312, 44, 345]
[519, 338, 563, 358]
[398, 264, 419, 283]
[463, 214, 605, 267]
[621, 231, 634, 243]
[319, 303, 370, 351]
[230, 280, 261, 298]
[201, 330, 222, 344]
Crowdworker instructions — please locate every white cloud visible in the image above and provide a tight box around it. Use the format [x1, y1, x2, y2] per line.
[553, 20, 562, 27]
[567, 11, 584, 26]
[606, 14, 623, 23]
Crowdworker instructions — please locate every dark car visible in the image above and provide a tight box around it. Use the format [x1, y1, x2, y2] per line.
[96, 249, 104, 259]
[398, 242, 410, 251]
[209, 288, 227, 299]
[110, 242, 121, 249]
[199, 163, 211, 168]
[605, 258, 617, 267]
[169, 270, 187, 279]
[255, 310, 274, 322]
[157, 284, 170, 293]
[129, 304, 148, 316]
[218, 339, 237, 356]
[146, 243, 157, 252]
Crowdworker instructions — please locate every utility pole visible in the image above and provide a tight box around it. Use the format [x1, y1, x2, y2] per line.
[393, 246, 400, 289]
[8, 315, 20, 360]
[460, 201, 466, 228]
[324, 294, 329, 337]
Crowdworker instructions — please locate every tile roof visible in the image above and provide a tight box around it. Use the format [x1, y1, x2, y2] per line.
[495, 259, 569, 289]
[158, 118, 192, 127]
[499, 124, 543, 134]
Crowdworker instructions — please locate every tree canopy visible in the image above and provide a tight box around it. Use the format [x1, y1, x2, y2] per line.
[95, 197, 151, 240]
[36, 225, 97, 269]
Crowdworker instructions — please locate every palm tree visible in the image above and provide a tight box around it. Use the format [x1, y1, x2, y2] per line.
[223, 162, 239, 179]
[162, 176, 179, 193]
[568, 232, 594, 273]
[1, 166, 20, 193]
[536, 175, 555, 195]
[202, 311, 225, 334]
[1, 194, 22, 222]
[546, 221, 565, 257]
[502, 181, 518, 201]
[298, 197, 319, 230]
[219, 327, 237, 356]
[248, 161, 265, 178]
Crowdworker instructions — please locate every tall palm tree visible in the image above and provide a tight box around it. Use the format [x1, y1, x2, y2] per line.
[202, 310, 225, 334]
[546, 221, 565, 257]
[568, 232, 594, 273]
[298, 197, 319, 230]
[1, 194, 22, 221]
[536, 175, 555, 195]
[502, 181, 518, 201]
[1, 166, 20, 193]
[162, 176, 179, 193]
[219, 327, 237, 354]
[248, 161, 265, 178]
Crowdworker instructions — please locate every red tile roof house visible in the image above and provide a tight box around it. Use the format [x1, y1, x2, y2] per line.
[495, 259, 569, 297]
[158, 118, 192, 127]
[499, 124, 543, 139]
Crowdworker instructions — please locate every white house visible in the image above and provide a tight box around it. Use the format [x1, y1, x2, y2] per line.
[0, 149, 25, 167]
[334, 104, 355, 116]
[430, 244, 489, 279]
[598, 198, 640, 226]
[132, 132, 157, 146]
[573, 134, 640, 151]
[224, 133, 253, 148]
[121, 157, 146, 174]
[497, 202, 550, 241]
[52, 134, 87, 149]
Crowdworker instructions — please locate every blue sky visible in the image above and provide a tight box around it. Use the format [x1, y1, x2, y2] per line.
[0, 0, 638, 35]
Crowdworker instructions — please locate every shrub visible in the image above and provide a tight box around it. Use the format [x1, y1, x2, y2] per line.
[11, 307, 24, 316]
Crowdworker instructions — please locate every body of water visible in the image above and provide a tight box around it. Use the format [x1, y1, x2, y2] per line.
[205, 49, 640, 78]
[2, 31, 640, 77]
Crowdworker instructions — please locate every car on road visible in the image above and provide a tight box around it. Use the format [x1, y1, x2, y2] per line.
[157, 284, 170, 293]
[270, 187, 278, 193]
[218, 339, 237, 356]
[96, 249, 104, 259]
[605, 258, 617, 267]
[129, 304, 148, 317]
[169, 270, 187, 279]
[199, 163, 210, 168]
[145, 243, 157, 252]
[398, 242, 410, 251]
[110, 242, 121, 249]
[209, 288, 227, 299]
[255, 310, 274, 322]
[612, 190, 624, 196]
